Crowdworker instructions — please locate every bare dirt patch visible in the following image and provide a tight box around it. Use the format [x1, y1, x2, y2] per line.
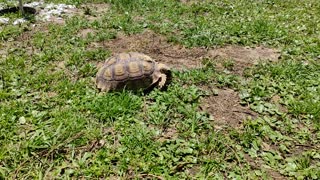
[200, 88, 257, 128]
[95, 30, 280, 73]
[100, 30, 207, 70]
[80, 3, 111, 22]
[207, 46, 280, 75]
[82, 3, 110, 14]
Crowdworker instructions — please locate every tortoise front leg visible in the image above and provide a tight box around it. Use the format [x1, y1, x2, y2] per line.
[158, 74, 167, 89]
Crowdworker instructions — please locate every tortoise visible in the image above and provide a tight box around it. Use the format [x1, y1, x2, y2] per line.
[96, 52, 171, 92]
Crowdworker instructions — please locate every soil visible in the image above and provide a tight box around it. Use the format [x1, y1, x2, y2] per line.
[99, 30, 280, 73]
[200, 88, 257, 128]
[80, 3, 111, 22]
[207, 46, 281, 75]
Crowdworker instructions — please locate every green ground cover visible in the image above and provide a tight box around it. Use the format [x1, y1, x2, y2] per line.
[0, 0, 319, 179]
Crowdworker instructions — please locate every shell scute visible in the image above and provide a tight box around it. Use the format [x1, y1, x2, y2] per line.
[127, 61, 142, 78]
[142, 60, 154, 75]
[117, 52, 131, 61]
[104, 57, 117, 66]
[113, 64, 128, 81]
[103, 68, 113, 80]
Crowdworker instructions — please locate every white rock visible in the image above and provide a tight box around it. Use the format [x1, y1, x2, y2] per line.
[0, 17, 9, 24]
[3, 1, 78, 24]
[25, 1, 44, 8]
[13, 18, 27, 25]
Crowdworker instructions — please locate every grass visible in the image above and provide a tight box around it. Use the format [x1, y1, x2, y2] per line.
[1, 0, 320, 179]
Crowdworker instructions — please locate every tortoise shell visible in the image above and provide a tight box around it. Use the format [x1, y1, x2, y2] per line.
[96, 52, 170, 92]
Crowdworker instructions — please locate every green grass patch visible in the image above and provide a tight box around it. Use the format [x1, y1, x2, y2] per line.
[1, 0, 320, 179]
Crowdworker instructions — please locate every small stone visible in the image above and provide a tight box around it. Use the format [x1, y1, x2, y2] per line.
[0, 17, 9, 24]
[25, 1, 44, 8]
[13, 18, 27, 25]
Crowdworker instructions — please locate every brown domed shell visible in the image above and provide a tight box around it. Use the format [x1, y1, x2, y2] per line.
[96, 52, 160, 92]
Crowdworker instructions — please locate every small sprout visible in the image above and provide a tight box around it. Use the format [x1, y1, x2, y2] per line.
[222, 58, 235, 70]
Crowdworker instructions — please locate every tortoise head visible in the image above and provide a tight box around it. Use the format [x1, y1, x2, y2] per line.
[95, 66, 112, 92]
[96, 76, 112, 92]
